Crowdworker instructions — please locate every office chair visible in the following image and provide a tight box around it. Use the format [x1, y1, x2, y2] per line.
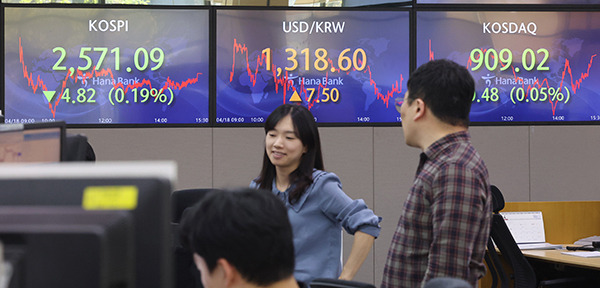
[310, 278, 375, 288]
[485, 185, 537, 288]
[171, 188, 216, 223]
[424, 277, 473, 288]
[485, 185, 591, 288]
[171, 188, 218, 288]
[64, 133, 96, 161]
[484, 185, 510, 288]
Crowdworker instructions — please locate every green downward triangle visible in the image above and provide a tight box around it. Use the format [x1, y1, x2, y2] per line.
[43, 91, 56, 102]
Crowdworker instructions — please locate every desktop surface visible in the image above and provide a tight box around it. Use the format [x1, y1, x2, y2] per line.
[522, 248, 600, 271]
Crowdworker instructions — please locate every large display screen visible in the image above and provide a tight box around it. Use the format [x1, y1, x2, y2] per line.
[417, 10, 600, 124]
[4, 6, 210, 126]
[215, 9, 409, 125]
[417, 0, 600, 4]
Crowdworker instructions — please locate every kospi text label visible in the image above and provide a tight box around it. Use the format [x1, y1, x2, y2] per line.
[89, 19, 129, 32]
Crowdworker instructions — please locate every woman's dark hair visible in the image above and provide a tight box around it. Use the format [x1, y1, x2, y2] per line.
[255, 104, 324, 204]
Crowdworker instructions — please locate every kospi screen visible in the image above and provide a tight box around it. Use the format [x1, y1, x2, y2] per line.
[416, 10, 600, 124]
[4, 6, 210, 126]
[215, 9, 409, 125]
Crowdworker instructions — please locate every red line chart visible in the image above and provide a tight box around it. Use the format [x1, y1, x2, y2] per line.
[229, 38, 404, 110]
[430, 40, 597, 116]
[18, 37, 203, 118]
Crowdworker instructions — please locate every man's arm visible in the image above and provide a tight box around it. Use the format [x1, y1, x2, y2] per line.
[424, 168, 488, 283]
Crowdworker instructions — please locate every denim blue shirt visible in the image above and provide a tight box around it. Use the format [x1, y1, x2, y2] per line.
[251, 170, 381, 283]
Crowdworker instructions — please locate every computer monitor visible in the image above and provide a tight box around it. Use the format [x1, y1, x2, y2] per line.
[0, 161, 177, 288]
[0, 121, 66, 162]
[0, 206, 134, 288]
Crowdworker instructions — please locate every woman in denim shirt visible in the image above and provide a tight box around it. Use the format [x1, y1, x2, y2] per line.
[251, 104, 381, 284]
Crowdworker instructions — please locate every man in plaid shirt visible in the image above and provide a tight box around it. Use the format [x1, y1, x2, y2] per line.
[382, 59, 492, 288]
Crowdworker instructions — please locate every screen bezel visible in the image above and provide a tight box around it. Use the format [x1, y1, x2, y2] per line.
[4, 3, 600, 127]
[211, 6, 412, 127]
[0, 206, 135, 288]
[2, 4, 211, 128]
[414, 4, 600, 126]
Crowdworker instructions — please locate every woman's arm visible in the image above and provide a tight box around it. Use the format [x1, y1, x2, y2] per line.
[339, 231, 375, 280]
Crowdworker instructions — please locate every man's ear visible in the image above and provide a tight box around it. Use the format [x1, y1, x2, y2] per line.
[413, 98, 426, 121]
[217, 258, 242, 287]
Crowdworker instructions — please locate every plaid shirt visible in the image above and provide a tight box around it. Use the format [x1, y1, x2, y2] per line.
[382, 131, 492, 288]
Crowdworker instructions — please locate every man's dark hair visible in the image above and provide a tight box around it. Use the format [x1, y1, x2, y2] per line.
[180, 188, 295, 286]
[406, 59, 475, 127]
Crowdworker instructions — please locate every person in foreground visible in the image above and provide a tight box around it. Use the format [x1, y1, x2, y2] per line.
[381, 59, 492, 288]
[251, 104, 381, 283]
[179, 188, 303, 288]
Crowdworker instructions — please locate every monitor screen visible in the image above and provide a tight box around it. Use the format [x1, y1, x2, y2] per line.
[3, 5, 210, 126]
[215, 8, 409, 125]
[0, 207, 134, 288]
[0, 121, 65, 162]
[0, 161, 177, 288]
[416, 10, 600, 124]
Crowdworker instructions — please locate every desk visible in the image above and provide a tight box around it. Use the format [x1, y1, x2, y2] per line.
[479, 201, 600, 287]
[518, 248, 600, 287]
[480, 248, 600, 288]
[522, 249, 600, 271]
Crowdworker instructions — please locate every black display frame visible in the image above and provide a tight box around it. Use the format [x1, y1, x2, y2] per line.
[414, 4, 600, 126]
[211, 5, 412, 127]
[2, 2, 600, 127]
[2, 3, 212, 128]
